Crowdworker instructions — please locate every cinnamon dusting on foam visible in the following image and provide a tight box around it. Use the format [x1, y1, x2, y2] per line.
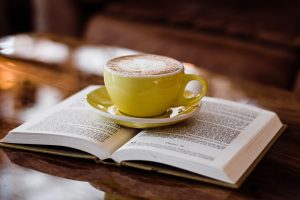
[106, 54, 183, 76]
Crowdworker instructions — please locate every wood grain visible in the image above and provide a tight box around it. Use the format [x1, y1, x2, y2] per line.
[0, 34, 299, 200]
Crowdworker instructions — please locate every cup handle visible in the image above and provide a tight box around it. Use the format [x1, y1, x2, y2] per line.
[173, 74, 208, 106]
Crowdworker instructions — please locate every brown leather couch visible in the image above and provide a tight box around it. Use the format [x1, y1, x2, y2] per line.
[32, 0, 300, 96]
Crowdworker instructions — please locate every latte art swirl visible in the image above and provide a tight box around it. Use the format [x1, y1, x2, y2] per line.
[106, 54, 183, 76]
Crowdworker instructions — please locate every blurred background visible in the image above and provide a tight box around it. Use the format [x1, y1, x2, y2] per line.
[1, 0, 300, 96]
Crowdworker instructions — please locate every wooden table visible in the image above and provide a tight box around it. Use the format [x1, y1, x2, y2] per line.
[0, 34, 299, 200]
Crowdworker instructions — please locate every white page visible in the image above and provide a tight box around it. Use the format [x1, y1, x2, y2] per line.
[112, 97, 282, 182]
[2, 86, 137, 159]
[114, 97, 263, 164]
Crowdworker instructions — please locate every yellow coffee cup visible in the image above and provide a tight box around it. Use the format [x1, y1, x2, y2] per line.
[104, 54, 207, 117]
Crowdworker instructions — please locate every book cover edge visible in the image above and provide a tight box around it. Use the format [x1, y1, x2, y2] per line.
[0, 124, 286, 188]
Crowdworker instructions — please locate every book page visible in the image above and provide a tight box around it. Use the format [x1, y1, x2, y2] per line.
[2, 86, 137, 159]
[112, 97, 282, 182]
[114, 97, 260, 162]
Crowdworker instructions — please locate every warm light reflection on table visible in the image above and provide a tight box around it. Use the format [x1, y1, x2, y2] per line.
[0, 33, 299, 200]
[0, 165, 105, 200]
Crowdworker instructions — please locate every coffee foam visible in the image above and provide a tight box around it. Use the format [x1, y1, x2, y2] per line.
[106, 54, 183, 76]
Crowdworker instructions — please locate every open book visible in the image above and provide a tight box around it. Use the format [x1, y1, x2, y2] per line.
[0, 86, 285, 188]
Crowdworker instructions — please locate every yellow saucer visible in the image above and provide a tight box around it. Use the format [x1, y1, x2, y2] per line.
[86, 86, 199, 128]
